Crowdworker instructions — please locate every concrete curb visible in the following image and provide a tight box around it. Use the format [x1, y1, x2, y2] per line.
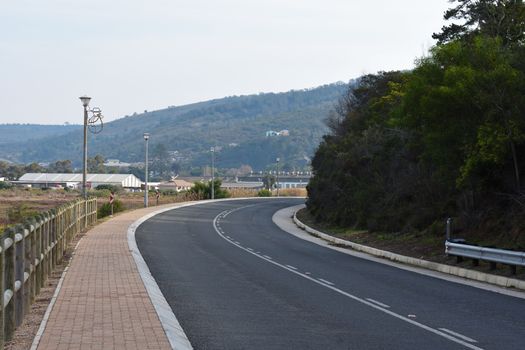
[293, 210, 525, 292]
[128, 203, 201, 350]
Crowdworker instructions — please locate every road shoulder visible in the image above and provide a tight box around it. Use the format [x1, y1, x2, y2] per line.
[273, 204, 525, 298]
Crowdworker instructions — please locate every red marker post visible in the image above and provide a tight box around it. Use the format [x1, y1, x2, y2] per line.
[109, 191, 115, 216]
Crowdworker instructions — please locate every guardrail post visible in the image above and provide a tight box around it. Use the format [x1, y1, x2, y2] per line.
[5, 228, 16, 341]
[14, 224, 25, 327]
[446, 217, 452, 241]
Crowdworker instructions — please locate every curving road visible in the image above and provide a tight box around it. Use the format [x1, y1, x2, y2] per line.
[136, 199, 525, 350]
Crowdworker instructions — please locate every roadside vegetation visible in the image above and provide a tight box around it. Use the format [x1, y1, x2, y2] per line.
[0, 182, 307, 229]
[307, 0, 525, 250]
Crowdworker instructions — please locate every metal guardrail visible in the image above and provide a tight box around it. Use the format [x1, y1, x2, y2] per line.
[0, 198, 97, 348]
[445, 241, 525, 273]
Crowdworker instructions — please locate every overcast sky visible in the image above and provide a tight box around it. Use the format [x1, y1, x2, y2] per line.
[0, 0, 451, 125]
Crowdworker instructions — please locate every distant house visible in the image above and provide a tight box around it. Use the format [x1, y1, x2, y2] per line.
[237, 175, 310, 189]
[104, 159, 131, 168]
[220, 181, 263, 190]
[265, 130, 289, 137]
[158, 179, 194, 192]
[15, 173, 142, 190]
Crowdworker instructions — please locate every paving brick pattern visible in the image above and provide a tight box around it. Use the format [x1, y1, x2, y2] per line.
[37, 205, 179, 350]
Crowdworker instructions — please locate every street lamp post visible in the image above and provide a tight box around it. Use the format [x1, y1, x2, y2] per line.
[210, 147, 215, 200]
[79, 95, 91, 199]
[276, 157, 280, 197]
[144, 133, 150, 207]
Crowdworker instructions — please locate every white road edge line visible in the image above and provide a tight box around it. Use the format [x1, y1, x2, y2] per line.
[365, 298, 390, 309]
[439, 328, 478, 343]
[318, 278, 335, 286]
[128, 203, 203, 350]
[286, 265, 298, 270]
[263, 255, 273, 260]
[212, 207, 484, 350]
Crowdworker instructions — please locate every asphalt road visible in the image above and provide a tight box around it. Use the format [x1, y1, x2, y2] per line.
[136, 199, 525, 350]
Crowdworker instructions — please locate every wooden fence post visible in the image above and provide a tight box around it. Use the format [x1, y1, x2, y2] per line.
[27, 220, 36, 305]
[4, 228, 16, 341]
[22, 221, 32, 318]
[0, 198, 98, 347]
[14, 224, 25, 327]
[0, 227, 6, 349]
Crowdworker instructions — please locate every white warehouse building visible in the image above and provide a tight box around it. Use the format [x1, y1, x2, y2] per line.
[16, 173, 143, 190]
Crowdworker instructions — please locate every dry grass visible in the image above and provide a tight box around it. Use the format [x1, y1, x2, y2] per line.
[277, 188, 307, 197]
[0, 186, 307, 231]
[227, 188, 259, 198]
[0, 188, 202, 230]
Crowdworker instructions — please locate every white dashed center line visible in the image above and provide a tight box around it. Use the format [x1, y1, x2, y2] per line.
[439, 328, 478, 343]
[318, 278, 335, 286]
[212, 206, 484, 350]
[365, 298, 390, 309]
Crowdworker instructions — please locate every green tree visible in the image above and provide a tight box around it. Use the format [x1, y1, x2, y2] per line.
[151, 144, 171, 180]
[87, 154, 106, 173]
[24, 162, 44, 173]
[48, 160, 73, 173]
[400, 36, 525, 193]
[189, 179, 230, 199]
[433, 0, 525, 46]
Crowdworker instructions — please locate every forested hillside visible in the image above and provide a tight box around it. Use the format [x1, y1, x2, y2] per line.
[0, 83, 347, 170]
[307, 0, 525, 248]
[0, 124, 80, 146]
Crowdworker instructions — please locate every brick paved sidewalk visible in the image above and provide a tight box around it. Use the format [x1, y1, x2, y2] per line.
[35, 204, 186, 350]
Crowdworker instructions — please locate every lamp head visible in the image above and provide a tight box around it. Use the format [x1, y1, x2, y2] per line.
[79, 95, 91, 107]
[143, 133, 150, 141]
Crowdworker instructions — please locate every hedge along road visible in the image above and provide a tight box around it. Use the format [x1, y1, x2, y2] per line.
[135, 198, 525, 350]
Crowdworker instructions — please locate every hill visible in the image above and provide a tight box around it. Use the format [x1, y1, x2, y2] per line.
[0, 124, 80, 146]
[0, 83, 348, 170]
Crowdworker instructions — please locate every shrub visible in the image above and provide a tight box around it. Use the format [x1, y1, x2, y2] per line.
[98, 199, 124, 218]
[257, 189, 272, 197]
[0, 181, 13, 190]
[95, 184, 122, 193]
[7, 204, 38, 224]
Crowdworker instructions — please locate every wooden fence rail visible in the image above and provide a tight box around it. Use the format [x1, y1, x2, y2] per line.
[0, 197, 97, 348]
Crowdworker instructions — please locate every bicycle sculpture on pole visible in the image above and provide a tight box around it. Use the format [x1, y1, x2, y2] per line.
[79, 96, 105, 199]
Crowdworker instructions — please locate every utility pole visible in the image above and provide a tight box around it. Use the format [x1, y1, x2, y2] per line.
[276, 157, 280, 197]
[144, 133, 150, 207]
[79, 96, 91, 199]
[211, 147, 215, 200]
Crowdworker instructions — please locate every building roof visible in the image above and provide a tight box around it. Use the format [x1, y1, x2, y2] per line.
[158, 179, 194, 188]
[19, 173, 137, 183]
[221, 182, 263, 189]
